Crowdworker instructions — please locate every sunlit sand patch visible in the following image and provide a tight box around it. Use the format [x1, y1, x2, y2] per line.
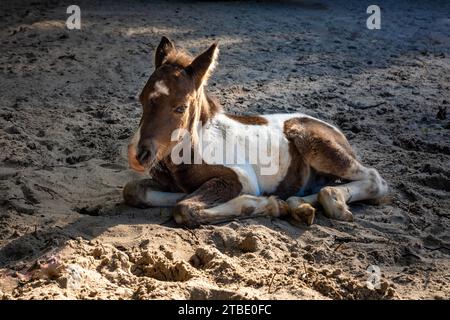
[124, 26, 192, 37]
[29, 20, 93, 31]
[31, 20, 66, 30]
[213, 36, 247, 46]
[176, 36, 247, 56]
[182, 36, 247, 49]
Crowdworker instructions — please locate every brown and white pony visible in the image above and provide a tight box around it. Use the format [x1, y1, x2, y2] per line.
[123, 36, 388, 226]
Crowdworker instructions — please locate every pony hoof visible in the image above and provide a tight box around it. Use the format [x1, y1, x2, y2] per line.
[291, 203, 316, 226]
[318, 187, 354, 222]
[123, 180, 148, 208]
[173, 204, 201, 227]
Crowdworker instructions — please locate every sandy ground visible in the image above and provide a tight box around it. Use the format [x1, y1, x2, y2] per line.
[0, 0, 449, 300]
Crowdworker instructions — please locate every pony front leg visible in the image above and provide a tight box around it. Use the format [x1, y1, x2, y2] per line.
[172, 176, 289, 227]
[123, 179, 186, 208]
[286, 195, 317, 225]
[174, 194, 290, 227]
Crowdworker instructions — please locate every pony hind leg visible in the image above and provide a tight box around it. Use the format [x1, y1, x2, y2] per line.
[284, 117, 388, 221]
[317, 163, 388, 221]
[287, 165, 388, 222]
[285, 170, 340, 224]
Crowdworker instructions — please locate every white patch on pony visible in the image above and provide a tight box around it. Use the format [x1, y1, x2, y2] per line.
[199, 112, 292, 196]
[149, 80, 170, 99]
[262, 113, 344, 135]
[229, 165, 260, 195]
[198, 112, 345, 197]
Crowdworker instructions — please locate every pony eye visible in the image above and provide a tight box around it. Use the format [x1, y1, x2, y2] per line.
[174, 105, 187, 114]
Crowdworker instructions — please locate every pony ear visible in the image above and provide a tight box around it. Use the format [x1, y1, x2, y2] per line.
[154, 36, 175, 68]
[185, 42, 219, 89]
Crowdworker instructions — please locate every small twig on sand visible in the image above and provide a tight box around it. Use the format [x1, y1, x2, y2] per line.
[33, 184, 57, 199]
[397, 200, 420, 228]
[402, 251, 422, 260]
[267, 273, 277, 294]
[100, 105, 111, 116]
[302, 261, 307, 274]
[361, 101, 387, 109]
[424, 245, 450, 252]
[391, 274, 403, 282]
[423, 268, 432, 289]
[404, 203, 419, 228]
[183, 227, 199, 241]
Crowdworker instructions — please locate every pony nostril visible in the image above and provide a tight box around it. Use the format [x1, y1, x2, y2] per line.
[137, 148, 150, 165]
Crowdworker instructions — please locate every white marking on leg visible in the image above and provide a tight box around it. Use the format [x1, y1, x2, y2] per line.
[203, 195, 279, 217]
[342, 165, 388, 202]
[287, 194, 319, 207]
[144, 191, 186, 206]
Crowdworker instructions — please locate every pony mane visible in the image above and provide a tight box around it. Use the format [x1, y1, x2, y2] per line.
[160, 49, 193, 68]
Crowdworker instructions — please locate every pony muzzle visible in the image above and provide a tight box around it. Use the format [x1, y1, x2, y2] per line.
[127, 143, 145, 172]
